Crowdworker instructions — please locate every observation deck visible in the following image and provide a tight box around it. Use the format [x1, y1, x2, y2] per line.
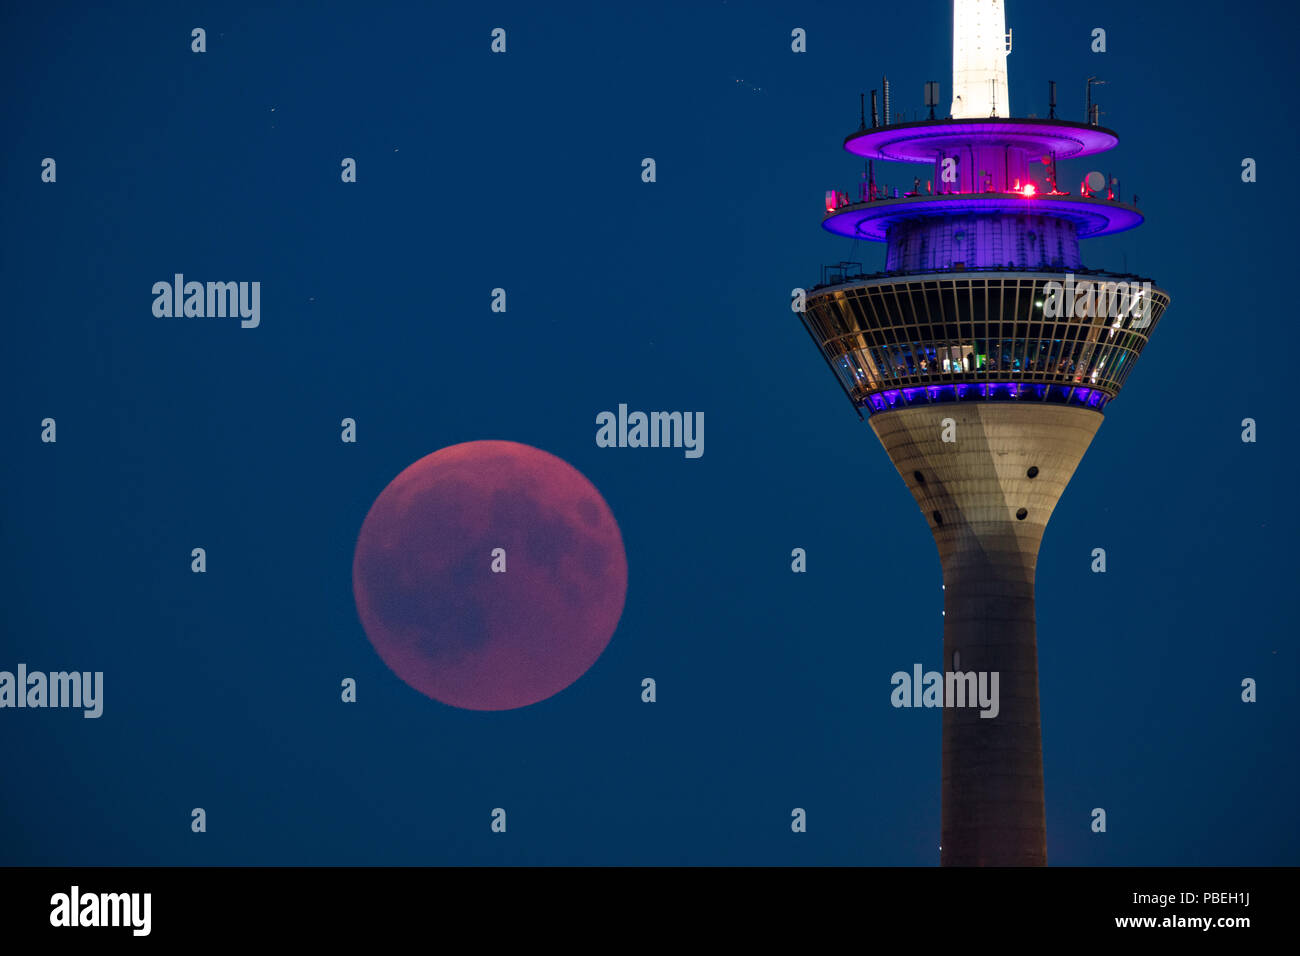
[805, 111, 1167, 416]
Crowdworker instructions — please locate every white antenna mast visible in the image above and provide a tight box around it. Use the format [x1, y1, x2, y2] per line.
[950, 0, 1011, 119]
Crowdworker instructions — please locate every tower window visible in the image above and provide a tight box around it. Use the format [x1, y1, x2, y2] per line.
[914, 470, 926, 485]
[1016, 508, 1028, 520]
[1026, 466, 1039, 478]
[933, 511, 944, 526]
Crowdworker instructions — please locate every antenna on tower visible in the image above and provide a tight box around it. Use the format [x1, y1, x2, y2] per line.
[1085, 77, 1106, 125]
[859, 93, 867, 131]
[1048, 80, 1056, 119]
[870, 90, 879, 128]
[925, 81, 939, 120]
[882, 75, 891, 125]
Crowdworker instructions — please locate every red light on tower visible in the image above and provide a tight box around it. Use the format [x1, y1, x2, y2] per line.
[1022, 183, 1036, 197]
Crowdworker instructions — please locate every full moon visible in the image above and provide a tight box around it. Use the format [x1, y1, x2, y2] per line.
[352, 441, 627, 710]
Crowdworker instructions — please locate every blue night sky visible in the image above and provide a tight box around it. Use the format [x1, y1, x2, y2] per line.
[1, 0, 1296, 865]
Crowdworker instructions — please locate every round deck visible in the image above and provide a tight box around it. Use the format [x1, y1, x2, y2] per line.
[822, 193, 1144, 241]
[844, 117, 1120, 163]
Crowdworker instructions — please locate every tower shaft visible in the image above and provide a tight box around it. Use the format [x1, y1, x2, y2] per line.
[871, 404, 1101, 865]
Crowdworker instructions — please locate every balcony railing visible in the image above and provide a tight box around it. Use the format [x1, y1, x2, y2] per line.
[808, 263, 1158, 293]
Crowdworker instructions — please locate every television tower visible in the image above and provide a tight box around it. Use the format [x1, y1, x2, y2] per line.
[800, 0, 1170, 865]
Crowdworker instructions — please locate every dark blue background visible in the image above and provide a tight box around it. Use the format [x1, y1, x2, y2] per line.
[2, 0, 1295, 865]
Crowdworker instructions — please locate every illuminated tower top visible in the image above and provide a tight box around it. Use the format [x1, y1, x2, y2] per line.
[808, 0, 1169, 419]
[952, 0, 1010, 118]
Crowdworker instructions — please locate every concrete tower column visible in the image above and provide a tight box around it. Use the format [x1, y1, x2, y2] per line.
[870, 403, 1102, 866]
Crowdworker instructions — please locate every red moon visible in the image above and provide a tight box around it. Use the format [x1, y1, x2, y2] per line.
[352, 441, 627, 710]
